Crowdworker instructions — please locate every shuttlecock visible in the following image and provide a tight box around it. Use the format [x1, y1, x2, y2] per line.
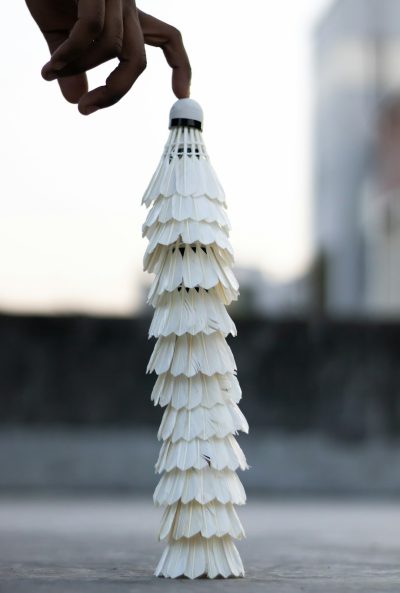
[142, 98, 249, 579]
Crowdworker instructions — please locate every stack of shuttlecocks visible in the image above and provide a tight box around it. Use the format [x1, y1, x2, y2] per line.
[142, 98, 249, 579]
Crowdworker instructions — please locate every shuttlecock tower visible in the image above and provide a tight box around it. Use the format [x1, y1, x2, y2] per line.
[142, 98, 249, 579]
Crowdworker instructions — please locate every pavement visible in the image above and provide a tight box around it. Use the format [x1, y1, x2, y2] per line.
[0, 497, 400, 593]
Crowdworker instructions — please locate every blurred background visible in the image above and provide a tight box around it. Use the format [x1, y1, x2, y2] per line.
[2, 0, 400, 497]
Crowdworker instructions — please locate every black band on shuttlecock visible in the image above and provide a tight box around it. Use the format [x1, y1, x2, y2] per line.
[169, 118, 202, 131]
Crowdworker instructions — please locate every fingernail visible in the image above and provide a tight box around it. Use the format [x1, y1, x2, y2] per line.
[81, 105, 99, 115]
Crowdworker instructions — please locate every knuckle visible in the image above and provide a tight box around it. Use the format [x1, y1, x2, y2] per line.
[169, 26, 183, 43]
[82, 16, 103, 37]
[106, 35, 124, 56]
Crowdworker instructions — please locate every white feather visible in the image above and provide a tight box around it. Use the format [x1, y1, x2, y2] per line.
[146, 243, 235, 289]
[182, 243, 215, 288]
[148, 288, 236, 338]
[157, 402, 249, 442]
[155, 434, 249, 473]
[152, 373, 218, 409]
[153, 467, 246, 506]
[142, 194, 231, 231]
[149, 281, 239, 308]
[144, 220, 233, 257]
[141, 155, 164, 206]
[218, 373, 242, 404]
[143, 243, 239, 298]
[145, 244, 239, 302]
[146, 247, 183, 301]
[147, 333, 236, 377]
[142, 243, 168, 276]
[151, 372, 242, 409]
[154, 534, 244, 579]
[142, 127, 226, 206]
[207, 247, 239, 292]
[209, 242, 235, 268]
[159, 500, 245, 540]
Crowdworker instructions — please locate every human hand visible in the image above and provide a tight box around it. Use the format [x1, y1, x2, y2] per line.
[25, 0, 191, 115]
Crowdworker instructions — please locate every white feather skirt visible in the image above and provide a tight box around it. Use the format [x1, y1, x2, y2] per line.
[149, 282, 238, 308]
[155, 434, 249, 473]
[159, 500, 245, 540]
[157, 402, 249, 442]
[144, 220, 233, 256]
[154, 535, 244, 579]
[151, 372, 242, 409]
[153, 467, 246, 506]
[143, 194, 231, 231]
[145, 243, 238, 299]
[144, 241, 234, 275]
[143, 123, 248, 579]
[147, 332, 236, 377]
[148, 287, 236, 338]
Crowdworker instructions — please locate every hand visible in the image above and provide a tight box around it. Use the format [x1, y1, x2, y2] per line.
[25, 0, 191, 115]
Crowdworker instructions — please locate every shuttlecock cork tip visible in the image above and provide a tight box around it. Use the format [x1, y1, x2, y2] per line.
[169, 98, 203, 131]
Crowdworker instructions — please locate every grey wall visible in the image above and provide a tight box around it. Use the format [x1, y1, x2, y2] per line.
[1, 313, 400, 440]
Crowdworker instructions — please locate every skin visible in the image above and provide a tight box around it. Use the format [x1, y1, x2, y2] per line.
[25, 0, 192, 115]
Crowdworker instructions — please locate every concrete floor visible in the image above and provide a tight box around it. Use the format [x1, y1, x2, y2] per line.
[0, 497, 400, 592]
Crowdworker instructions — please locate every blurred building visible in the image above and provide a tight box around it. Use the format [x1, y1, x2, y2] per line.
[362, 98, 400, 314]
[314, 0, 400, 316]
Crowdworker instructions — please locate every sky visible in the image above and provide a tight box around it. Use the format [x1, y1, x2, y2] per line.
[0, 0, 331, 315]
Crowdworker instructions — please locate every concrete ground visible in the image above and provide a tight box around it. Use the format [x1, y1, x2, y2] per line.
[0, 497, 399, 593]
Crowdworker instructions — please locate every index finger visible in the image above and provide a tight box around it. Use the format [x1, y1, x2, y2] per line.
[42, 0, 106, 80]
[78, 8, 146, 115]
[137, 10, 191, 99]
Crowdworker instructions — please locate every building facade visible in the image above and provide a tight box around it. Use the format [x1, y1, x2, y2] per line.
[314, 0, 400, 315]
